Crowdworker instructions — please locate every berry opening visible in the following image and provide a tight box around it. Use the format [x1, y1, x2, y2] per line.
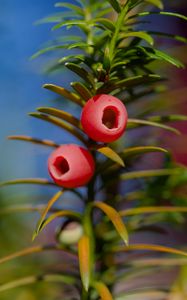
[53, 156, 70, 176]
[102, 106, 119, 129]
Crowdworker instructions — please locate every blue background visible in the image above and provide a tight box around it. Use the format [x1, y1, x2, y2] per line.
[0, 1, 80, 198]
[0, 0, 82, 209]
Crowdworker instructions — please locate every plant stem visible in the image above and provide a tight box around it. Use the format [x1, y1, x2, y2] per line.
[81, 287, 89, 300]
[80, 151, 96, 299]
[85, 5, 94, 55]
[109, 3, 129, 62]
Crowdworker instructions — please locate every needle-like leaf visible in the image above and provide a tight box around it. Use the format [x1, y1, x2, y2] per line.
[43, 84, 84, 107]
[8, 135, 59, 148]
[38, 210, 81, 234]
[106, 0, 121, 13]
[71, 82, 93, 100]
[97, 146, 168, 174]
[29, 112, 88, 145]
[120, 206, 187, 217]
[145, 0, 164, 9]
[112, 243, 187, 258]
[78, 235, 91, 291]
[97, 146, 125, 167]
[32, 190, 63, 240]
[120, 31, 154, 45]
[127, 118, 180, 135]
[0, 274, 76, 293]
[55, 2, 84, 16]
[93, 202, 129, 245]
[120, 168, 181, 181]
[37, 107, 81, 129]
[0, 178, 57, 188]
[93, 281, 113, 300]
[65, 62, 95, 87]
[0, 244, 59, 265]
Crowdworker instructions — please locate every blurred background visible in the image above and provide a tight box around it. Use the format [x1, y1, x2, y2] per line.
[0, 0, 187, 299]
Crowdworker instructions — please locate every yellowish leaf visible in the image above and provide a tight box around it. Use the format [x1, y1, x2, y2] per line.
[97, 147, 125, 167]
[8, 135, 58, 148]
[120, 168, 180, 181]
[93, 281, 113, 300]
[29, 112, 88, 146]
[0, 274, 76, 293]
[112, 243, 187, 258]
[39, 210, 81, 233]
[37, 107, 81, 129]
[43, 83, 84, 106]
[93, 202, 129, 245]
[32, 190, 63, 240]
[0, 178, 56, 188]
[120, 206, 187, 217]
[127, 118, 180, 135]
[78, 235, 91, 291]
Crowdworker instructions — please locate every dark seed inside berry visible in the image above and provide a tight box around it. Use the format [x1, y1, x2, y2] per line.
[53, 156, 70, 176]
[102, 106, 119, 129]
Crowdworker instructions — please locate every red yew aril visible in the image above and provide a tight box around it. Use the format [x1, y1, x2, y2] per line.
[81, 94, 128, 143]
[48, 144, 95, 188]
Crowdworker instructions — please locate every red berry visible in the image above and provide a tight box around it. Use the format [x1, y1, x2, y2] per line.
[48, 144, 95, 188]
[81, 94, 128, 143]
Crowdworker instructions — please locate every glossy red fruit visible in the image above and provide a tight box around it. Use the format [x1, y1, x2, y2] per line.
[48, 144, 95, 188]
[81, 94, 128, 143]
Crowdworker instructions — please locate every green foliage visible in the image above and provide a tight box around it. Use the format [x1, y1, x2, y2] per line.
[1, 0, 187, 299]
